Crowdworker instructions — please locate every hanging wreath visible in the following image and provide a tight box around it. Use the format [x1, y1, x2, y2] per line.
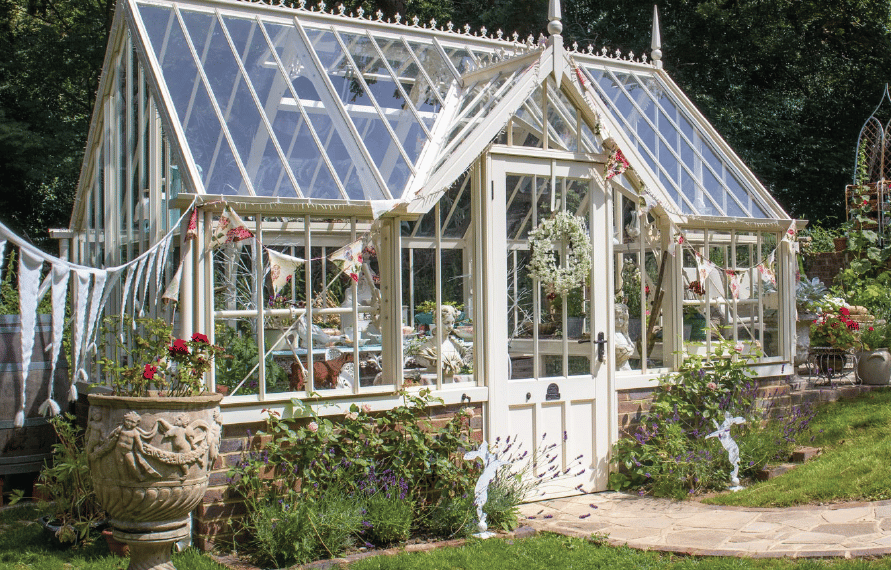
[528, 212, 592, 296]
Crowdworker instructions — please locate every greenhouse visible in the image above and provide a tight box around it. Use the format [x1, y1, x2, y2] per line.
[57, 0, 799, 496]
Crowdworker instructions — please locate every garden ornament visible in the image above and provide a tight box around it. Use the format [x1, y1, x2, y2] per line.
[463, 441, 508, 538]
[705, 412, 746, 490]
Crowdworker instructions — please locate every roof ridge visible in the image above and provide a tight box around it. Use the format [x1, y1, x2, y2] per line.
[232, 0, 655, 66]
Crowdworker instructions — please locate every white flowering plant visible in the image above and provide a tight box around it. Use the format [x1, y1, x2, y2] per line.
[528, 212, 592, 296]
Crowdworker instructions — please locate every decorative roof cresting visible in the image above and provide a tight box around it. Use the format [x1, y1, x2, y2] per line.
[651, 5, 663, 69]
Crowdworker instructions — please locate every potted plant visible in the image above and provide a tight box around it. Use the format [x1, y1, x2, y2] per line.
[810, 306, 860, 374]
[857, 323, 891, 385]
[89, 317, 224, 570]
[793, 277, 828, 366]
[265, 292, 297, 350]
[31, 413, 105, 546]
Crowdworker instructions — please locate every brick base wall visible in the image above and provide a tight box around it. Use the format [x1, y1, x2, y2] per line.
[804, 251, 846, 288]
[193, 403, 484, 552]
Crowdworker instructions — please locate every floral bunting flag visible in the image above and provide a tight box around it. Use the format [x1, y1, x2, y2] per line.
[329, 238, 365, 282]
[209, 206, 254, 249]
[726, 270, 741, 300]
[267, 249, 304, 293]
[756, 263, 777, 286]
[605, 148, 630, 180]
[186, 208, 198, 241]
[667, 230, 684, 257]
[696, 256, 715, 285]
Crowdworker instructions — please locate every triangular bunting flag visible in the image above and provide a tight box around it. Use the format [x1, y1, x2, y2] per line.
[209, 206, 254, 249]
[329, 238, 365, 282]
[267, 249, 304, 293]
[15, 250, 42, 427]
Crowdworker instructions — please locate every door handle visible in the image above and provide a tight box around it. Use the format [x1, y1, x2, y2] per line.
[592, 332, 607, 364]
[578, 333, 608, 363]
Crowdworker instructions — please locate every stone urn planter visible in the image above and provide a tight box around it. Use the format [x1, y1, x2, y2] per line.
[86, 393, 223, 570]
[857, 349, 891, 385]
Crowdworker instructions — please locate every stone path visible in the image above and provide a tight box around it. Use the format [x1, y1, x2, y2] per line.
[519, 492, 891, 558]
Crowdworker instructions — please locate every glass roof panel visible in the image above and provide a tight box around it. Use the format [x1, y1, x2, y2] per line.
[261, 21, 372, 200]
[180, 10, 298, 197]
[138, 3, 246, 194]
[303, 26, 412, 195]
[373, 37, 441, 115]
[402, 39, 455, 101]
[222, 15, 342, 199]
[513, 82, 544, 148]
[546, 82, 578, 153]
[585, 65, 769, 217]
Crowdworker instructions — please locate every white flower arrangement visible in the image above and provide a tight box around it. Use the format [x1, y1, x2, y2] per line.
[528, 212, 592, 296]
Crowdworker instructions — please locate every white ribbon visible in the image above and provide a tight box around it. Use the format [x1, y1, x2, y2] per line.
[40, 264, 69, 417]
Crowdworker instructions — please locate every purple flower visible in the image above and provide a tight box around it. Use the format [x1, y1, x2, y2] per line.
[543, 514, 553, 519]
[579, 513, 590, 519]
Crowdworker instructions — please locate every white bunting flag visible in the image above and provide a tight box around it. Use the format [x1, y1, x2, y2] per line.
[267, 249, 304, 293]
[15, 250, 42, 427]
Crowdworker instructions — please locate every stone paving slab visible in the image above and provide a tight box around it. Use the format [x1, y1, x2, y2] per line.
[519, 491, 891, 558]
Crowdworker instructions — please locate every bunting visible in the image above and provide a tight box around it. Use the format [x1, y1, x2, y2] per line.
[267, 249, 304, 293]
[328, 238, 365, 282]
[209, 206, 254, 249]
[15, 251, 42, 427]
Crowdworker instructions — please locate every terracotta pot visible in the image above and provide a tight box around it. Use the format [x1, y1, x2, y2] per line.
[87, 393, 223, 570]
[102, 528, 130, 557]
[857, 349, 891, 385]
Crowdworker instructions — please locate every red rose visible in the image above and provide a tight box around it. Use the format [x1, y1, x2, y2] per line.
[143, 364, 157, 380]
[191, 333, 209, 344]
[840, 307, 850, 316]
[169, 339, 190, 356]
[869, 327, 875, 332]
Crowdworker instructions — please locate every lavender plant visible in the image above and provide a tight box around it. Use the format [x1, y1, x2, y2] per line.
[610, 340, 814, 498]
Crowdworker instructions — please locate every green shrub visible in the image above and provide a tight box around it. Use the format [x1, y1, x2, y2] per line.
[424, 495, 475, 539]
[243, 490, 362, 567]
[610, 340, 814, 498]
[363, 492, 414, 546]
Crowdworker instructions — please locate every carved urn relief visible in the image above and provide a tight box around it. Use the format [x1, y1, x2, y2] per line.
[86, 393, 223, 570]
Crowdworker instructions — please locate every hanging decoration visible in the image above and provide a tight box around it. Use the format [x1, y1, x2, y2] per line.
[604, 148, 630, 180]
[328, 238, 366, 282]
[209, 206, 254, 249]
[15, 250, 42, 427]
[528, 211, 592, 296]
[267, 249, 305, 293]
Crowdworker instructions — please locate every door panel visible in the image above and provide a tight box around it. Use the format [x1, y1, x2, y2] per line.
[489, 155, 613, 498]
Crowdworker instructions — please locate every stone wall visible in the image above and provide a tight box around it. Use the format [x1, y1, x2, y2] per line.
[193, 403, 484, 552]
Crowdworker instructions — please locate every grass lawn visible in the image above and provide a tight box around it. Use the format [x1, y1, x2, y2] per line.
[0, 505, 225, 570]
[348, 533, 891, 570]
[705, 389, 891, 507]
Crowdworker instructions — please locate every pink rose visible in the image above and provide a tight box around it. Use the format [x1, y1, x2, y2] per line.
[345, 411, 358, 421]
[307, 421, 318, 433]
[361, 404, 372, 414]
[707, 382, 717, 390]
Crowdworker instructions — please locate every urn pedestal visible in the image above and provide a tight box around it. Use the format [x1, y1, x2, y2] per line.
[86, 393, 223, 570]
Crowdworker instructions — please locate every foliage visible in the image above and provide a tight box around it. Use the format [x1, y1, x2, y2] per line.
[799, 225, 842, 254]
[424, 495, 475, 539]
[242, 491, 363, 567]
[610, 340, 814, 498]
[214, 322, 288, 394]
[228, 390, 483, 559]
[29, 414, 105, 545]
[97, 317, 224, 397]
[810, 306, 861, 350]
[794, 277, 828, 313]
[363, 491, 414, 546]
[860, 322, 890, 351]
[414, 300, 464, 316]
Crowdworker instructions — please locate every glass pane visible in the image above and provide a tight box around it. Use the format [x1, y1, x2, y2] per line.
[403, 39, 454, 101]
[513, 83, 544, 148]
[225, 15, 341, 199]
[138, 3, 246, 194]
[265, 22, 384, 200]
[441, 172, 472, 238]
[181, 10, 298, 197]
[547, 84, 578, 152]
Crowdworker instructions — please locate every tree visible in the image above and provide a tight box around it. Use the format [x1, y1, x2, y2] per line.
[0, 0, 111, 248]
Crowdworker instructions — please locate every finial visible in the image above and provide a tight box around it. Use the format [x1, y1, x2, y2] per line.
[547, 0, 563, 36]
[651, 5, 663, 69]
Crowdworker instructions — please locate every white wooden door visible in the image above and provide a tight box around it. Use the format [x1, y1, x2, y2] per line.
[486, 154, 613, 499]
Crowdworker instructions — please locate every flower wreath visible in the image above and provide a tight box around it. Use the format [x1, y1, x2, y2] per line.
[528, 212, 592, 296]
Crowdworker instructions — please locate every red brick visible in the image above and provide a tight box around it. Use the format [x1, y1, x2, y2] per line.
[196, 500, 246, 519]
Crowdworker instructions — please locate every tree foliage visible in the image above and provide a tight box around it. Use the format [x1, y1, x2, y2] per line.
[0, 0, 888, 244]
[0, 0, 111, 248]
